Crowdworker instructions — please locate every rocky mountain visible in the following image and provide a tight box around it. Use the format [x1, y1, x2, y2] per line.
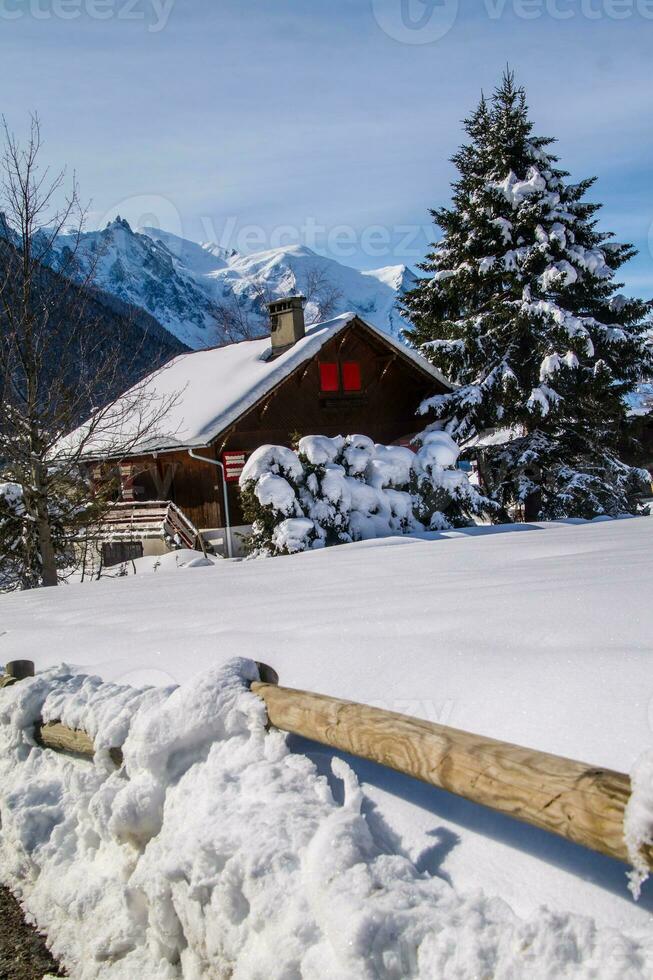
[48, 219, 414, 350]
[0, 235, 187, 424]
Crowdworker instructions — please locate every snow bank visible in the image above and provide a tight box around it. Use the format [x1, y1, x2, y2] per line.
[98, 550, 219, 577]
[3, 659, 653, 979]
[625, 751, 653, 900]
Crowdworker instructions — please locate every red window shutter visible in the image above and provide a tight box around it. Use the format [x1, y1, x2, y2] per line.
[342, 361, 362, 391]
[319, 362, 339, 392]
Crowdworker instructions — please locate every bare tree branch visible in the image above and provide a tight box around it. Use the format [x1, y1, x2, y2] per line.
[0, 117, 179, 590]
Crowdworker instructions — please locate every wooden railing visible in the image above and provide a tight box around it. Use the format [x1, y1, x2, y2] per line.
[165, 501, 206, 554]
[2, 660, 649, 871]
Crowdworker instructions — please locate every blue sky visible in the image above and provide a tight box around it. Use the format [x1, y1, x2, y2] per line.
[1, 0, 652, 295]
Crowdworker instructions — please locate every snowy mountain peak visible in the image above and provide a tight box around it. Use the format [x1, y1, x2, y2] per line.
[199, 240, 239, 262]
[106, 215, 132, 230]
[142, 227, 233, 277]
[363, 264, 415, 292]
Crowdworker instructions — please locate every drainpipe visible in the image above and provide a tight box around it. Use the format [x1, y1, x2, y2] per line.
[188, 448, 234, 559]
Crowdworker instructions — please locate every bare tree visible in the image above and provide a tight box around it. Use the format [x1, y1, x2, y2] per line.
[212, 262, 344, 343]
[212, 286, 266, 344]
[0, 116, 178, 590]
[302, 264, 343, 325]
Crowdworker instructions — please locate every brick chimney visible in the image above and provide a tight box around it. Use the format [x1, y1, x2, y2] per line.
[268, 295, 306, 357]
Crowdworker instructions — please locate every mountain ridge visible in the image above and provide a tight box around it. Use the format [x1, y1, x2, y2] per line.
[47, 219, 414, 350]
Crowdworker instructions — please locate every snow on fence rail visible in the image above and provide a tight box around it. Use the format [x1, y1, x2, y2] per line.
[3, 660, 651, 873]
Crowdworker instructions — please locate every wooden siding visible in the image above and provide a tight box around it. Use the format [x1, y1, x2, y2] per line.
[124, 450, 221, 532]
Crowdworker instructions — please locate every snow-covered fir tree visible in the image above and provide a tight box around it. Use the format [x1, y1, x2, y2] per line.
[409, 431, 497, 529]
[402, 71, 652, 520]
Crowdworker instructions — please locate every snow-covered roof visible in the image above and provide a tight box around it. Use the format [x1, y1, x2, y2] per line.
[78, 313, 451, 457]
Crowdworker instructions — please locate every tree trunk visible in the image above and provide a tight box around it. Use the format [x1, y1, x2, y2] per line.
[36, 504, 58, 586]
[31, 455, 58, 588]
[523, 488, 542, 523]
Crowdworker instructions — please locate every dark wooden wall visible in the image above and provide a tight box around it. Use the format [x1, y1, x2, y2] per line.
[127, 449, 222, 531]
[128, 322, 447, 531]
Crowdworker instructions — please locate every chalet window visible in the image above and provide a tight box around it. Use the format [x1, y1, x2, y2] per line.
[319, 362, 340, 392]
[342, 361, 362, 392]
[319, 360, 362, 394]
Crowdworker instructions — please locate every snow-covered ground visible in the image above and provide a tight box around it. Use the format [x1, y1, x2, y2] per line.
[1, 518, 653, 977]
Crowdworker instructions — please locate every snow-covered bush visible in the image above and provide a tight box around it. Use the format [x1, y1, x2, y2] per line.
[297, 436, 351, 546]
[239, 445, 316, 555]
[272, 517, 324, 555]
[239, 433, 492, 556]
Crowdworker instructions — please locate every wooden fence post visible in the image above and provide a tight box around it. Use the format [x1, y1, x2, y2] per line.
[0, 660, 35, 688]
[4, 662, 649, 873]
[7, 661, 35, 680]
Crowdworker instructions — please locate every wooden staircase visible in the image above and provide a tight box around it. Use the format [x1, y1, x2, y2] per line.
[98, 500, 207, 555]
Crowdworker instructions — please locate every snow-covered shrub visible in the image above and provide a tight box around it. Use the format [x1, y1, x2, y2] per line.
[538, 456, 650, 521]
[239, 445, 306, 555]
[353, 444, 417, 538]
[272, 517, 325, 555]
[340, 433, 376, 477]
[239, 433, 492, 556]
[489, 429, 651, 521]
[297, 436, 351, 546]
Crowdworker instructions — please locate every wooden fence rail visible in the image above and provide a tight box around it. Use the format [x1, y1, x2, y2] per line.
[252, 681, 648, 869]
[2, 660, 648, 871]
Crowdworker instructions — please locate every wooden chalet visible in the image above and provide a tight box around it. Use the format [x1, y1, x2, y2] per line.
[88, 297, 452, 560]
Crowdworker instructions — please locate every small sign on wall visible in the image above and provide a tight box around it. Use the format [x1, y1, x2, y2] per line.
[119, 462, 135, 500]
[223, 451, 247, 483]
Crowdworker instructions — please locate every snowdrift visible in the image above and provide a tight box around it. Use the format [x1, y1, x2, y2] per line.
[2, 658, 653, 979]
